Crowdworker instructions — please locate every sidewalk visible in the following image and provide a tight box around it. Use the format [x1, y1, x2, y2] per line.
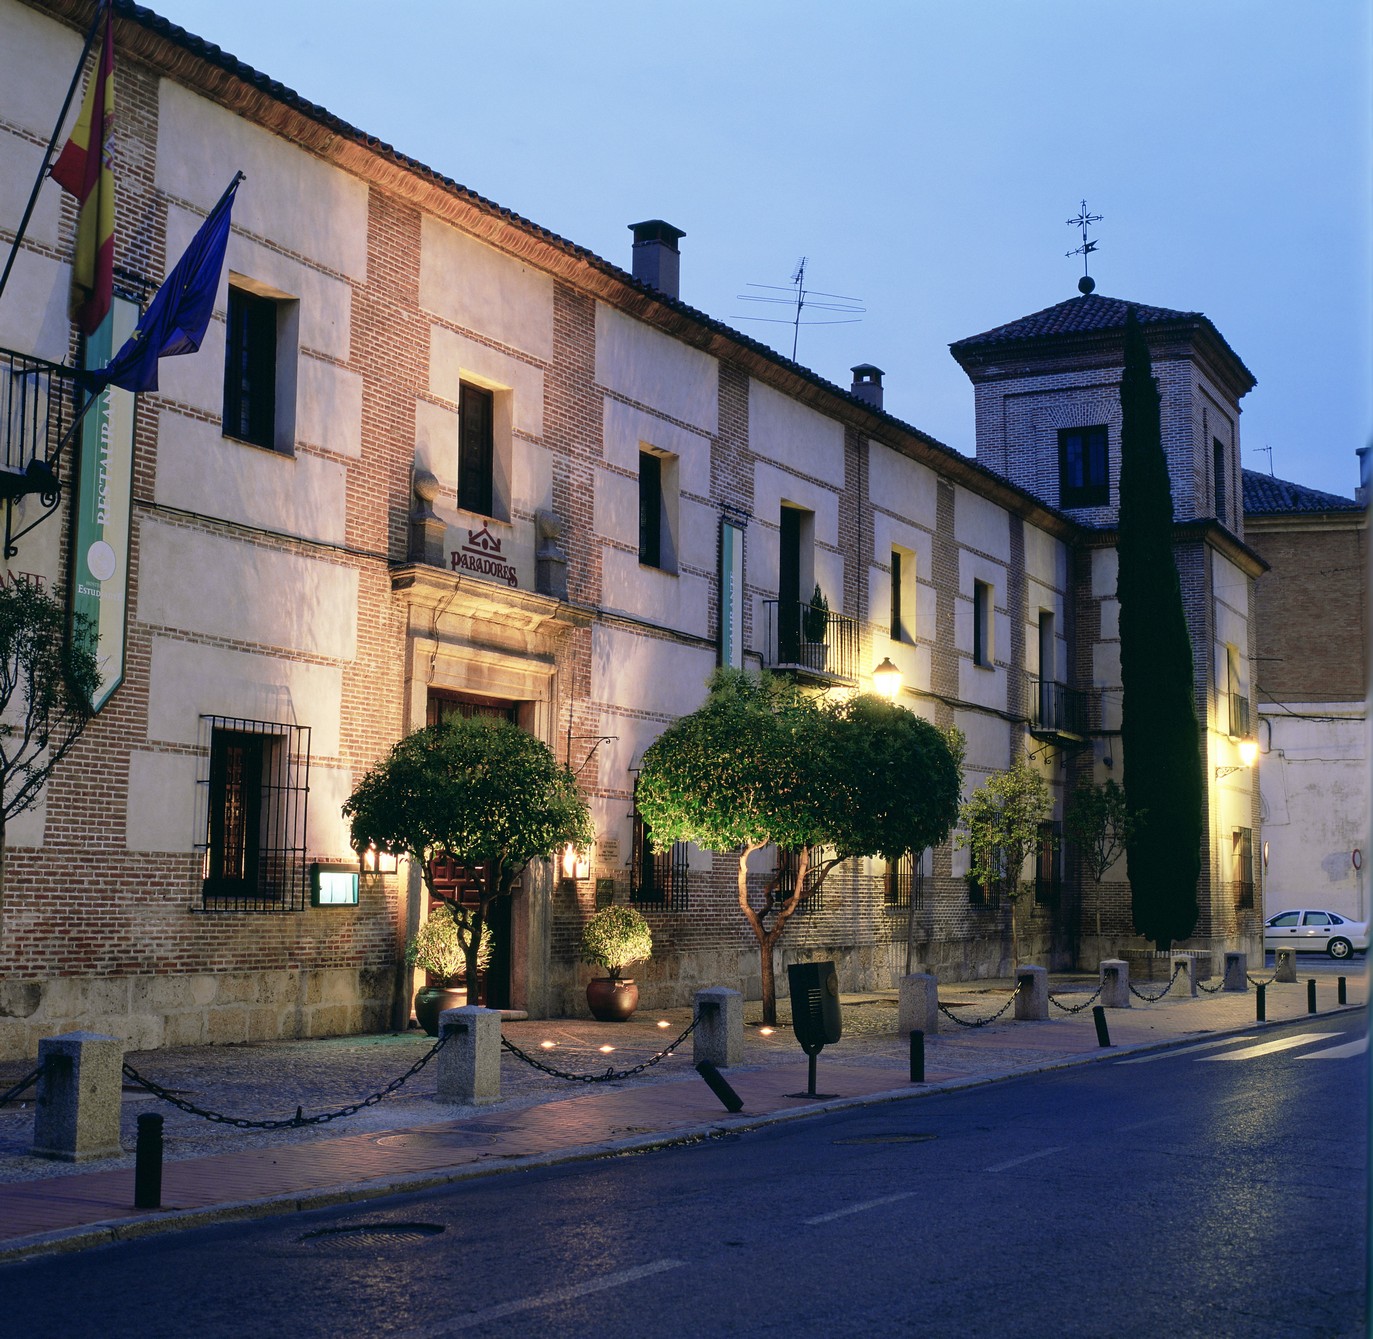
[0, 964, 1364, 1261]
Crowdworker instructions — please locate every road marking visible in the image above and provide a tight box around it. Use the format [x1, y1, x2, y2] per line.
[1297, 1035, 1367, 1060]
[413, 1259, 687, 1335]
[804, 1191, 917, 1225]
[984, 1146, 1065, 1173]
[1118, 1036, 1260, 1064]
[1199, 1032, 1329, 1061]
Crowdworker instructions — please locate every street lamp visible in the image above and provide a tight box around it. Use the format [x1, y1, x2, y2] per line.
[873, 657, 902, 701]
[1215, 736, 1258, 779]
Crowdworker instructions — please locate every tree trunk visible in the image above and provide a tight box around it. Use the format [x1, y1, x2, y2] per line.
[735, 843, 810, 1026]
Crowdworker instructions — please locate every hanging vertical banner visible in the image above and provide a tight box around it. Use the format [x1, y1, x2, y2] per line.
[70, 294, 136, 710]
[719, 516, 745, 669]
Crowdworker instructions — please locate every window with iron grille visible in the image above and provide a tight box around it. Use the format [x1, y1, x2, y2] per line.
[1231, 827, 1255, 910]
[629, 784, 688, 910]
[967, 869, 1000, 906]
[775, 847, 830, 916]
[1035, 820, 1061, 905]
[198, 716, 310, 912]
[884, 849, 927, 911]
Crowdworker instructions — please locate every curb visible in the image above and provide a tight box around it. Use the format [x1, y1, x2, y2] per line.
[1, 1002, 1363, 1264]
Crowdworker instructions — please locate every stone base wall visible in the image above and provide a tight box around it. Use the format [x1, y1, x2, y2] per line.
[0, 967, 396, 1062]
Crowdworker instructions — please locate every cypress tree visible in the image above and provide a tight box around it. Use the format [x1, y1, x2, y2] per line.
[1116, 309, 1204, 950]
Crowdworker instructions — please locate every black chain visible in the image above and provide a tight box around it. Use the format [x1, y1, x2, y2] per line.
[1246, 971, 1279, 987]
[1048, 982, 1105, 1014]
[501, 1018, 697, 1083]
[120, 1033, 450, 1129]
[1196, 976, 1227, 994]
[937, 981, 1022, 1029]
[0, 1064, 43, 1108]
[1128, 962, 1184, 1003]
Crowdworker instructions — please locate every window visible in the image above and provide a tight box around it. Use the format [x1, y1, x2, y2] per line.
[638, 450, 662, 566]
[1035, 820, 1061, 906]
[1232, 827, 1254, 910]
[458, 382, 494, 517]
[1058, 425, 1109, 508]
[890, 547, 915, 643]
[973, 579, 993, 667]
[630, 781, 689, 910]
[884, 848, 928, 911]
[1302, 911, 1331, 926]
[200, 716, 311, 911]
[719, 517, 745, 669]
[1268, 911, 1298, 928]
[222, 280, 296, 452]
[776, 504, 814, 663]
[1225, 646, 1249, 739]
[775, 846, 828, 916]
[1213, 437, 1227, 525]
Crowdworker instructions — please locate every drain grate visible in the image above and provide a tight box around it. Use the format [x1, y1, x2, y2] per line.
[299, 1222, 445, 1246]
[831, 1133, 938, 1145]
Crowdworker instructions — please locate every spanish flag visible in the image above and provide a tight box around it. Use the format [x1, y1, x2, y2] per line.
[50, 3, 114, 336]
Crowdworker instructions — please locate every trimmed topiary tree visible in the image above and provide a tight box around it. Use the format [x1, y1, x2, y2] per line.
[1116, 309, 1204, 950]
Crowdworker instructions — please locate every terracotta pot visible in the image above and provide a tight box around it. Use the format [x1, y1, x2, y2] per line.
[414, 983, 467, 1036]
[586, 977, 638, 1022]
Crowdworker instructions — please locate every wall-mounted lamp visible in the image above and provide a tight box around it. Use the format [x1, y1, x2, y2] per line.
[1215, 736, 1259, 779]
[873, 657, 902, 701]
[561, 843, 590, 882]
[360, 844, 399, 874]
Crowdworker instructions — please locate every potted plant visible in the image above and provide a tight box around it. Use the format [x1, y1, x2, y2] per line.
[802, 584, 830, 669]
[580, 904, 653, 1021]
[406, 909, 489, 1035]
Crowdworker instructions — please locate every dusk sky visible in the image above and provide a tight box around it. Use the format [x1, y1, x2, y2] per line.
[146, 0, 1371, 501]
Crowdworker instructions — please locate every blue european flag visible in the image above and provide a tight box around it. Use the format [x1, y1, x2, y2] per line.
[87, 173, 242, 394]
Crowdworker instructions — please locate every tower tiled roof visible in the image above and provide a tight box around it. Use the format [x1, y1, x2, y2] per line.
[950, 293, 1202, 349]
[1242, 469, 1364, 515]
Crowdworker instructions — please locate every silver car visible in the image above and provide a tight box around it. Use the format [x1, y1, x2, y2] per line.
[1263, 909, 1369, 960]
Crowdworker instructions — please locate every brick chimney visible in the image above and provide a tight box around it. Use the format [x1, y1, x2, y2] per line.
[629, 220, 685, 299]
[850, 364, 884, 410]
[1357, 445, 1370, 507]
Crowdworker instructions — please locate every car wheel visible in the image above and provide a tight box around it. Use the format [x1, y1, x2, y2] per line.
[1328, 937, 1353, 960]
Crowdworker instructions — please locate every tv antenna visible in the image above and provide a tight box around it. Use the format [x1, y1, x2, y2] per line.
[1253, 444, 1275, 476]
[1066, 199, 1102, 294]
[735, 257, 864, 362]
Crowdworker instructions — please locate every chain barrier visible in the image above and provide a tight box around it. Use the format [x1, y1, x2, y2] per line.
[1048, 982, 1105, 1014]
[120, 1032, 450, 1130]
[937, 981, 1022, 1029]
[501, 1017, 697, 1084]
[1127, 962, 1184, 1003]
[0, 1064, 43, 1108]
[1196, 975, 1227, 994]
[1246, 970, 1279, 987]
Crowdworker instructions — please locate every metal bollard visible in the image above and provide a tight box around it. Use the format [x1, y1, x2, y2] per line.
[1307, 979, 1317, 1015]
[1256, 982, 1266, 1022]
[910, 1030, 925, 1083]
[695, 1060, 743, 1113]
[1338, 976, 1347, 1005]
[134, 1112, 163, 1209]
[1092, 1005, 1111, 1048]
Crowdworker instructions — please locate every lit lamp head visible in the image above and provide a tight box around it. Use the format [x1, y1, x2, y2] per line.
[873, 656, 902, 701]
[1238, 737, 1259, 768]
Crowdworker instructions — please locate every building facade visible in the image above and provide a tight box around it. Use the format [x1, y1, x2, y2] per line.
[0, 0, 1272, 1059]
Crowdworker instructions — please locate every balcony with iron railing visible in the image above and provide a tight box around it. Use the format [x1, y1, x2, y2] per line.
[762, 599, 860, 684]
[1227, 694, 1252, 741]
[0, 348, 79, 555]
[1026, 677, 1089, 741]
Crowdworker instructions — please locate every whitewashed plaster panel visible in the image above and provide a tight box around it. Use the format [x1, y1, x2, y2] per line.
[0, 250, 69, 360]
[1091, 547, 1118, 597]
[157, 81, 368, 281]
[137, 521, 358, 661]
[958, 653, 1006, 712]
[414, 400, 459, 492]
[679, 497, 717, 572]
[868, 445, 937, 530]
[872, 512, 933, 572]
[0, 0, 81, 137]
[429, 326, 544, 438]
[512, 440, 554, 518]
[0, 130, 60, 246]
[593, 467, 637, 556]
[753, 462, 840, 546]
[1211, 549, 1250, 622]
[601, 546, 709, 636]
[1023, 524, 1067, 591]
[1098, 596, 1120, 642]
[593, 623, 714, 716]
[419, 216, 554, 362]
[603, 399, 711, 495]
[295, 357, 364, 459]
[594, 304, 717, 435]
[146, 635, 344, 754]
[155, 409, 347, 544]
[955, 709, 1014, 776]
[749, 380, 844, 488]
[953, 485, 1011, 561]
[125, 751, 197, 852]
[306, 765, 354, 854]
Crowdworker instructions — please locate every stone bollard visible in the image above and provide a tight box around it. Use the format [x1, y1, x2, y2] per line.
[898, 973, 939, 1037]
[1223, 951, 1248, 991]
[436, 1007, 502, 1105]
[1013, 966, 1048, 1020]
[1099, 959, 1132, 1008]
[1275, 948, 1297, 983]
[693, 987, 743, 1068]
[1171, 954, 1198, 998]
[32, 1032, 124, 1162]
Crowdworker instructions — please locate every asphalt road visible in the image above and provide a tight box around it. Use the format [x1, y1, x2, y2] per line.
[4, 1014, 1365, 1339]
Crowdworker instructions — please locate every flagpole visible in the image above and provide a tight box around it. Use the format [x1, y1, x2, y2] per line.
[0, 0, 107, 311]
